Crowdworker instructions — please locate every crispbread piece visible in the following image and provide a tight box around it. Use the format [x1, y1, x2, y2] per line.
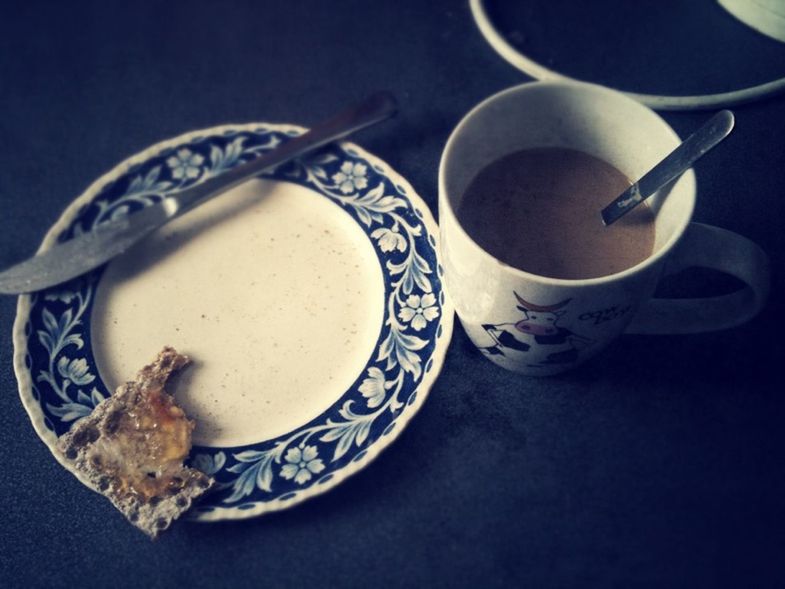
[57, 347, 213, 538]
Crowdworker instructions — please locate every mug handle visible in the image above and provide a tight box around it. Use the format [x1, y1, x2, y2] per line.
[625, 222, 770, 334]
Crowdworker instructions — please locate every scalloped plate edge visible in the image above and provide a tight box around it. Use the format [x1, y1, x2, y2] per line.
[13, 122, 455, 522]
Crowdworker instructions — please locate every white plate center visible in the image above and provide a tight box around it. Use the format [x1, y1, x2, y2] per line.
[91, 178, 385, 447]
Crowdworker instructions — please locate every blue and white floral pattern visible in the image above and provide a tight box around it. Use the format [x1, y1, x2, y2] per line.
[167, 148, 205, 180]
[15, 123, 452, 521]
[332, 161, 369, 194]
[280, 445, 325, 485]
[399, 294, 440, 332]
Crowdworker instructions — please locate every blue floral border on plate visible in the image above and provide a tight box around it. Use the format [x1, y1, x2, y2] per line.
[14, 124, 453, 521]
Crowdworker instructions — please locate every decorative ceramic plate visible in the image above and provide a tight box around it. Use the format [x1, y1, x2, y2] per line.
[13, 123, 453, 521]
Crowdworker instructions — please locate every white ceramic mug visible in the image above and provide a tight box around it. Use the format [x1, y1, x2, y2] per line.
[438, 81, 770, 375]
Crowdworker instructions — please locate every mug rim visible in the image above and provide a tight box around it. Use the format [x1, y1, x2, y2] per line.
[438, 80, 697, 287]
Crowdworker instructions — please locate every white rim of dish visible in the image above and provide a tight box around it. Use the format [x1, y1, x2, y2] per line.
[469, 0, 785, 110]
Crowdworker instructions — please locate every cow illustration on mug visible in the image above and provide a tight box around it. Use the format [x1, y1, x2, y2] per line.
[480, 292, 593, 366]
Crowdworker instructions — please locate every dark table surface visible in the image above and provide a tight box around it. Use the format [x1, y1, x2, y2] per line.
[2, 1, 784, 587]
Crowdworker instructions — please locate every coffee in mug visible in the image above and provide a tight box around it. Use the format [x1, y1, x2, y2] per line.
[456, 147, 656, 280]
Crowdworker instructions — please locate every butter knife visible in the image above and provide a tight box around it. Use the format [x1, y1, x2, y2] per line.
[0, 91, 398, 295]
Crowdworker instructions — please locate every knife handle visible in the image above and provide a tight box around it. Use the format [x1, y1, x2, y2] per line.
[170, 92, 398, 218]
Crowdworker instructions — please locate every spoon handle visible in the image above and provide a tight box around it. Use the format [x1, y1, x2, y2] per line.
[601, 110, 735, 226]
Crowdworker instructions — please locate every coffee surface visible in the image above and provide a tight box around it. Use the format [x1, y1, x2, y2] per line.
[457, 147, 656, 280]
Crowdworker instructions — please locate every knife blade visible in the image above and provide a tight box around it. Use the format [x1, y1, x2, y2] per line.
[0, 91, 398, 295]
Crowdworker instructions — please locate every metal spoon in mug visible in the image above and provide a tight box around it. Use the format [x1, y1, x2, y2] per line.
[601, 110, 735, 226]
